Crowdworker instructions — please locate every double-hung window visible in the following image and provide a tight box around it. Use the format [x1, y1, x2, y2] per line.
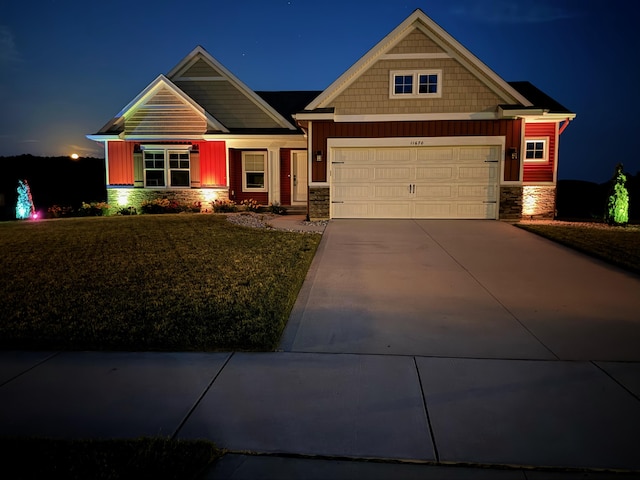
[524, 139, 547, 162]
[242, 152, 267, 192]
[142, 145, 191, 187]
[390, 70, 442, 98]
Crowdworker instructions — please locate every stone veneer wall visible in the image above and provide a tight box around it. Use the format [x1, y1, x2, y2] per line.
[522, 185, 556, 219]
[499, 186, 523, 221]
[107, 188, 229, 214]
[309, 187, 330, 220]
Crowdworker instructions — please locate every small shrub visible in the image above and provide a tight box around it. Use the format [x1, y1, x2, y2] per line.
[141, 198, 184, 214]
[117, 206, 137, 216]
[78, 202, 110, 217]
[269, 202, 287, 215]
[606, 163, 629, 226]
[212, 199, 237, 213]
[47, 205, 74, 218]
[240, 198, 260, 212]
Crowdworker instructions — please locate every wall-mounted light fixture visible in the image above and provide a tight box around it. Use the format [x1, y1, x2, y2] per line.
[509, 147, 518, 160]
[316, 150, 323, 162]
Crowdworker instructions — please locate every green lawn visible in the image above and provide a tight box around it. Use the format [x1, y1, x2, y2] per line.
[0, 215, 320, 351]
[0, 437, 221, 479]
[516, 222, 640, 275]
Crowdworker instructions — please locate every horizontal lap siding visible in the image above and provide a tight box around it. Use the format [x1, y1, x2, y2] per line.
[524, 123, 556, 183]
[108, 142, 134, 185]
[312, 119, 522, 182]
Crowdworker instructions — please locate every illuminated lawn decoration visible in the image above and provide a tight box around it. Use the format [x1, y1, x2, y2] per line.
[16, 179, 35, 220]
[606, 163, 629, 226]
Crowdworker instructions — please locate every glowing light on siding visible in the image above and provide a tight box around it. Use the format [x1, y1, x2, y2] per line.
[522, 187, 539, 216]
[201, 190, 219, 203]
[116, 189, 132, 207]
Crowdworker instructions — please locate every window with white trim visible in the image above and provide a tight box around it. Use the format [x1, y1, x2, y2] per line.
[142, 146, 191, 187]
[390, 70, 442, 98]
[524, 139, 547, 162]
[242, 152, 267, 192]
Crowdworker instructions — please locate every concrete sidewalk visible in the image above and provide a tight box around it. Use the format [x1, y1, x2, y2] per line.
[1, 350, 639, 476]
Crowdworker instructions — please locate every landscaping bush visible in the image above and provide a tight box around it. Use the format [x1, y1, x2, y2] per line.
[140, 198, 200, 214]
[78, 201, 110, 217]
[269, 202, 287, 215]
[212, 198, 237, 213]
[240, 198, 260, 212]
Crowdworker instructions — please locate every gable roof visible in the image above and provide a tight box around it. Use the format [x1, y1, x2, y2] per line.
[305, 8, 532, 111]
[167, 46, 298, 131]
[256, 91, 322, 124]
[93, 74, 228, 135]
[508, 82, 572, 114]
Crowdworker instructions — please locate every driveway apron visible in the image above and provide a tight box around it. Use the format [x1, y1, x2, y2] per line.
[280, 219, 640, 361]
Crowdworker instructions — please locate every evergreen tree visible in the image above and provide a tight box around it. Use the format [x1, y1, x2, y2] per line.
[16, 179, 35, 220]
[606, 163, 629, 225]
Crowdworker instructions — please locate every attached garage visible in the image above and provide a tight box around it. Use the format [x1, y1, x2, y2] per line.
[329, 137, 503, 219]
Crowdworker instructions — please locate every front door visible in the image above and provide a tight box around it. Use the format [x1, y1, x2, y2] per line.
[292, 150, 308, 203]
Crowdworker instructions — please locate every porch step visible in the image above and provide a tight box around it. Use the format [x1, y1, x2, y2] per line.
[284, 205, 307, 216]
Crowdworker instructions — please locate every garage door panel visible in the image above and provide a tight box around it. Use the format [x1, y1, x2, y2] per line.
[334, 167, 373, 182]
[415, 185, 453, 198]
[375, 167, 412, 180]
[456, 203, 497, 218]
[374, 184, 412, 198]
[458, 165, 497, 181]
[372, 202, 412, 218]
[332, 202, 370, 218]
[457, 184, 496, 199]
[376, 149, 412, 162]
[416, 167, 454, 180]
[416, 148, 454, 162]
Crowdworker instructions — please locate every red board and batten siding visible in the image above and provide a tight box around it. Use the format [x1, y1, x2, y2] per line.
[228, 149, 268, 204]
[198, 141, 227, 187]
[523, 123, 556, 183]
[311, 119, 523, 183]
[106, 141, 226, 187]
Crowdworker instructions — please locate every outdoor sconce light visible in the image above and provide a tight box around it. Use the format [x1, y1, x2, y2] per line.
[316, 150, 323, 162]
[509, 147, 518, 160]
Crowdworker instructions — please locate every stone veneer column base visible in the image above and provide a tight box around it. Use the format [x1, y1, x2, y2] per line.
[522, 185, 556, 219]
[499, 186, 523, 221]
[107, 188, 229, 214]
[309, 187, 330, 220]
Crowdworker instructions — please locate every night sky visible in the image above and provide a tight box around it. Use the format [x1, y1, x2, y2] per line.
[1, 0, 637, 183]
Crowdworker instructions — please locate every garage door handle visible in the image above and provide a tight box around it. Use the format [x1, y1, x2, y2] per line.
[483, 200, 497, 204]
[332, 201, 344, 204]
[484, 160, 499, 163]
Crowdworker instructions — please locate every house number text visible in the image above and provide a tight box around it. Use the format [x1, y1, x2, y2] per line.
[409, 140, 424, 145]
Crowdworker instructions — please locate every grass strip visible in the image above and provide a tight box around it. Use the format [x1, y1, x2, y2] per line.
[0, 215, 320, 351]
[516, 223, 640, 275]
[0, 437, 221, 479]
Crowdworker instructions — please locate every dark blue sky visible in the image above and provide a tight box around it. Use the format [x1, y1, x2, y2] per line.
[1, 0, 637, 182]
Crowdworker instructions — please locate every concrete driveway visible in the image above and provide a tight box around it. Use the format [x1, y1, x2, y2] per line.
[280, 220, 640, 361]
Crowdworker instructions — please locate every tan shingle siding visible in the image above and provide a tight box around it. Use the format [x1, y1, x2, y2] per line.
[388, 30, 445, 54]
[331, 57, 503, 115]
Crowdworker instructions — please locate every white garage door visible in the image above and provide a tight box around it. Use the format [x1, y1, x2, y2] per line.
[331, 145, 500, 219]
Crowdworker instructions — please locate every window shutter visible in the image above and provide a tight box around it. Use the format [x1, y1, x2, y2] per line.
[133, 152, 143, 187]
[190, 150, 200, 187]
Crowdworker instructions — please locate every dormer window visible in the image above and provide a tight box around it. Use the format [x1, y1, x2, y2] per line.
[390, 70, 442, 98]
